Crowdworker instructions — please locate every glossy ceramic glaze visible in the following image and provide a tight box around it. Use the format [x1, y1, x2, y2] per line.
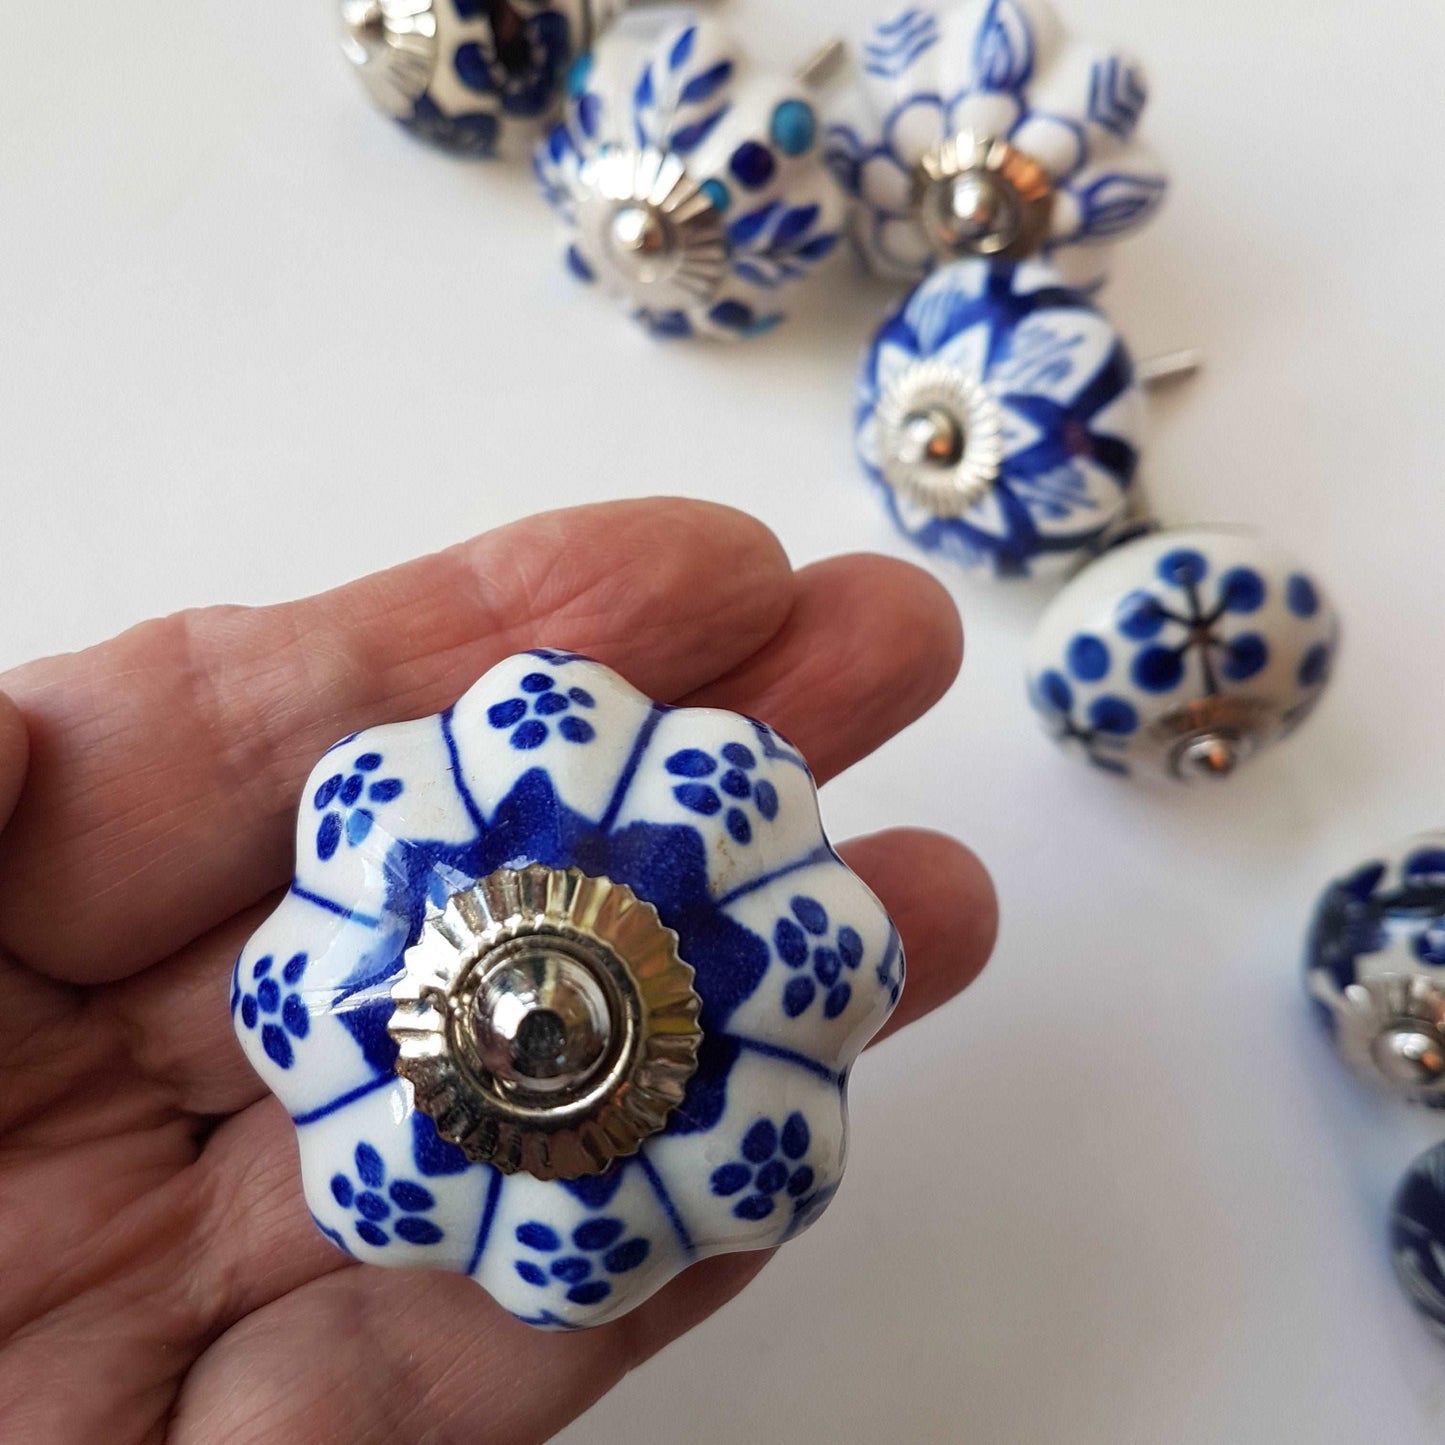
[534, 15, 845, 338]
[340, 0, 611, 158]
[1026, 527, 1339, 781]
[854, 255, 1142, 577]
[826, 0, 1167, 287]
[231, 651, 903, 1329]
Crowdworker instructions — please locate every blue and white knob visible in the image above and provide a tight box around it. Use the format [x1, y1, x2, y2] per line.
[231, 652, 904, 1328]
[855, 256, 1143, 578]
[534, 14, 845, 339]
[825, 0, 1168, 288]
[1392, 1141, 1445, 1338]
[1026, 528, 1340, 781]
[339, 0, 613, 157]
[1305, 835, 1445, 1102]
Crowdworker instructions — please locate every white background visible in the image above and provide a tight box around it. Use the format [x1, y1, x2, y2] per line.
[3, 1, 1445, 1440]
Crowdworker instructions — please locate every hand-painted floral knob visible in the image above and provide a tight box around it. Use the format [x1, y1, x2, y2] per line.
[340, 0, 613, 157]
[855, 256, 1142, 577]
[1391, 1140, 1445, 1337]
[1027, 529, 1339, 780]
[534, 15, 845, 338]
[825, 0, 1167, 287]
[231, 651, 903, 1328]
[1305, 835, 1445, 1102]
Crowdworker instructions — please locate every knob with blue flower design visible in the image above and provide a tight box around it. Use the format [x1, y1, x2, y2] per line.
[340, 0, 615, 158]
[855, 255, 1143, 577]
[231, 651, 904, 1328]
[1305, 835, 1445, 1103]
[1026, 528, 1339, 781]
[1391, 1140, 1445, 1338]
[534, 14, 845, 339]
[825, 0, 1167, 288]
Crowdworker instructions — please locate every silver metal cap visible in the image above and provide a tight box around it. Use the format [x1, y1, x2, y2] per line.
[1334, 974, 1445, 1102]
[339, 0, 438, 117]
[389, 865, 703, 1180]
[913, 132, 1055, 262]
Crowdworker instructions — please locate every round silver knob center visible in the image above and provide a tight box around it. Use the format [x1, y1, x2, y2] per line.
[471, 944, 613, 1097]
[938, 171, 1020, 254]
[1175, 732, 1241, 781]
[898, 406, 966, 469]
[606, 205, 679, 283]
[1372, 1023, 1445, 1087]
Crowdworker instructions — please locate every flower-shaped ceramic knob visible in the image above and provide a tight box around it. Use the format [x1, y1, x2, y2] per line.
[1392, 1140, 1445, 1337]
[855, 256, 1142, 577]
[1305, 835, 1445, 1103]
[1027, 528, 1339, 781]
[340, 0, 614, 157]
[231, 651, 903, 1328]
[534, 15, 846, 338]
[825, 0, 1167, 287]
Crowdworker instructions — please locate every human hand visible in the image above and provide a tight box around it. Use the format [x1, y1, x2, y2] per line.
[0, 499, 996, 1443]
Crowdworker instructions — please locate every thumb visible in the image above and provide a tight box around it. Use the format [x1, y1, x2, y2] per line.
[0, 691, 29, 835]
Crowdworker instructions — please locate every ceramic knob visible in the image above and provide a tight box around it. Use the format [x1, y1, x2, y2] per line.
[231, 651, 904, 1328]
[1305, 835, 1445, 1103]
[534, 15, 846, 338]
[1026, 528, 1340, 781]
[825, 0, 1167, 288]
[1392, 1141, 1445, 1337]
[855, 256, 1143, 577]
[339, 0, 613, 157]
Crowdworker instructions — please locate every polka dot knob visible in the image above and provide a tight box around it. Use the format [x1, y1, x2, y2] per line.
[1305, 835, 1445, 1103]
[855, 256, 1144, 577]
[825, 0, 1168, 288]
[339, 0, 615, 158]
[231, 652, 907, 1328]
[534, 14, 846, 338]
[1026, 528, 1340, 781]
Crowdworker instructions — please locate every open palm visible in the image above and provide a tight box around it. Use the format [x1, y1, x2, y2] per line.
[0, 500, 996, 1444]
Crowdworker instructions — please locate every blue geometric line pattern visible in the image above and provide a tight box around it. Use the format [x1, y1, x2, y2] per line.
[1088, 55, 1147, 138]
[864, 8, 941, 79]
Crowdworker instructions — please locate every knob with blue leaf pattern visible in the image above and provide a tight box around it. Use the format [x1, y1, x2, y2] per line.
[534, 14, 846, 339]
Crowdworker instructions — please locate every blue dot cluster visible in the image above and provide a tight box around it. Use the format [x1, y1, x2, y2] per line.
[487, 671, 597, 750]
[774, 895, 864, 1020]
[313, 751, 404, 861]
[235, 952, 309, 1069]
[665, 741, 779, 844]
[710, 1113, 813, 1222]
[513, 1216, 650, 1307]
[330, 1142, 444, 1249]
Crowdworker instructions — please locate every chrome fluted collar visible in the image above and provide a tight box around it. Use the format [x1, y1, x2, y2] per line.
[389, 865, 703, 1180]
[914, 132, 1055, 262]
[874, 357, 1005, 516]
[1331, 973, 1445, 1102]
[574, 146, 728, 310]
